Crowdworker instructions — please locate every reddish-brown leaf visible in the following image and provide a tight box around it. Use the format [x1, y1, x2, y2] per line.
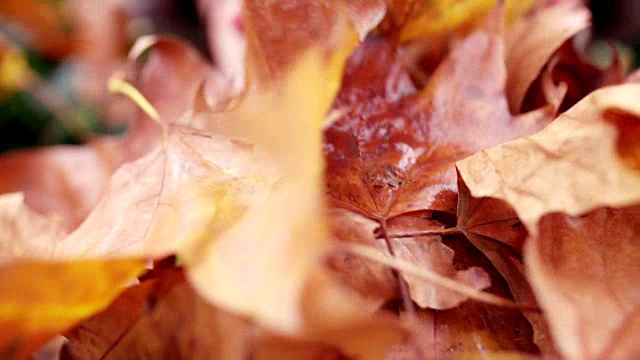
[325, 5, 552, 309]
[527, 207, 640, 359]
[456, 177, 558, 355]
[457, 83, 640, 358]
[62, 269, 252, 360]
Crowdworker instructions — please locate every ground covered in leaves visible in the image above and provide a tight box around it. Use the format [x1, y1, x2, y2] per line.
[1, 0, 640, 359]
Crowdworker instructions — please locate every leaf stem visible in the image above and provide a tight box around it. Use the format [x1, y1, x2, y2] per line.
[108, 73, 161, 124]
[379, 219, 417, 318]
[335, 243, 540, 312]
[388, 228, 463, 239]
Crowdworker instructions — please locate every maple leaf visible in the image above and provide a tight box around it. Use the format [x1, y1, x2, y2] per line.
[324, 3, 552, 309]
[0, 193, 143, 358]
[457, 83, 640, 358]
[455, 177, 559, 355]
[504, 0, 591, 113]
[0, 139, 125, 230]
[63, 268, 409, 360]
[45, 1, 407, 344]
[457, 83, 640, 227]
[528, 207, 640, 359]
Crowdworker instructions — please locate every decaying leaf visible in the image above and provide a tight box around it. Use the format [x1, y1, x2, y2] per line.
[457, 83, 640, 358]
[0, 139, 124, 230]
[0, 193, 143, 358]
[4, 0, 640, 358]
[395, 0, 535, 42]
[457, 83, 640, 228]
[526, 207, 640, 359]
[325, 4, 551, 309]
[505, 0, 591, 113]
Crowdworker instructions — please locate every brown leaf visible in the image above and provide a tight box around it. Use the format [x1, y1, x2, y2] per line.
[62, 269, 252, 360]
[0, 139, 124, 230]
[521, 41, 626, 114]
[526, 207, 640, 359]
[55, 13, 371, 338]
[505, 0, 590, 113]
[456, 178, 558, 355]
[457, 83, 640, 358]
[243, 0, 357, 89]
[392, 233, 540, 358]
[64, 268, 409, 360]
[457, 83, 640, 229]
[325, 5, 551, 309]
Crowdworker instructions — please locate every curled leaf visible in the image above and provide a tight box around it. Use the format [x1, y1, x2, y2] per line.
[457, 83, 640, 229]
[505, 1, 590, 113]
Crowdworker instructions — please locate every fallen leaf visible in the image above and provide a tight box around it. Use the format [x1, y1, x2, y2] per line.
[392, 233, 540, 358]
[0, 193, 143, 357]
[457, 83, 640, 359]
[456, 177, 558, 355]
[505, 0, 590, 113]
[242, 0, 357, 89]
[456, 83, 640, 229]
[47, 1, 384, 339]
[325, 4, 551, 309]
[526, 207, 640, 359]
[63, 268, 409, 360]
[62, 268, 251, 360]
[0, 138, 124, 230]
[396, 0, 536, 42]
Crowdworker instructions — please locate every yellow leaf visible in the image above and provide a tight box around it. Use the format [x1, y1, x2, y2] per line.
[0, 193, 144, 357]
[400, 0, 534, 42]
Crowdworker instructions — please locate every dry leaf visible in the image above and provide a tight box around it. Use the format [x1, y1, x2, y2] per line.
[457, 83, 640, 229]
[456, 177, 558, 355]
[505, 0, 590, 113]
[0, 193, 143, 357]
[392, 232, 540, 358]
[0, 139, 124, 230]
[527, 207, 640, 359]
[396, 0, 535, 42]
[62, 269, 251, 360]
[325, 4, 551, 309]
[457, 83, 640, 358]
[48, 1, 384, 340]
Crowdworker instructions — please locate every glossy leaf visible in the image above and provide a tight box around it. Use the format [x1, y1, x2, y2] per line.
[325, 4, 551, 309]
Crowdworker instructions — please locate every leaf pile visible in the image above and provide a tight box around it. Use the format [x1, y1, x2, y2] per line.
[1, 0, 639, 359]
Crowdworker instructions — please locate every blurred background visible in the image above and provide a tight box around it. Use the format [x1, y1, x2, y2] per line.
[0, 0, 638, 154]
